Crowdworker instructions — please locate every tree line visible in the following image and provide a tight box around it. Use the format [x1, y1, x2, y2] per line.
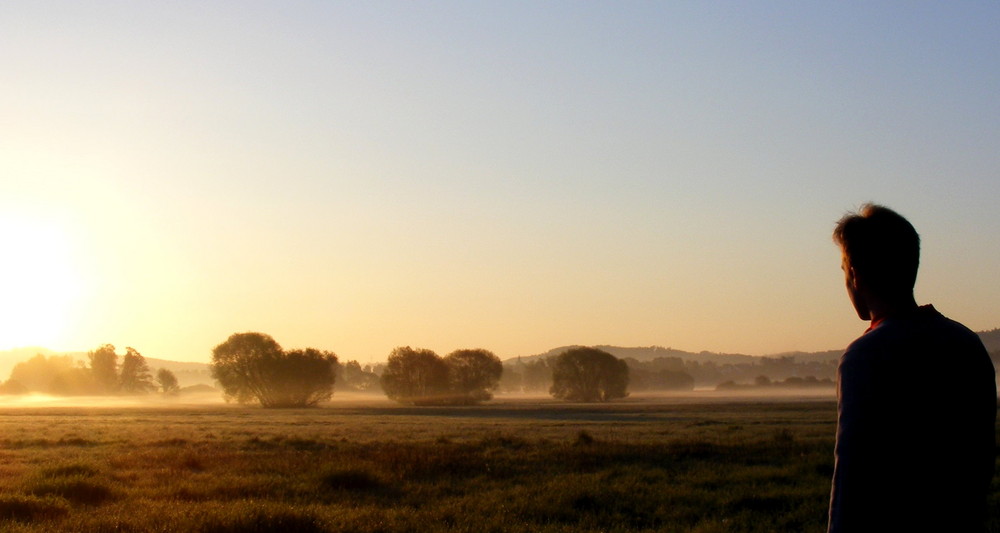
[500, 353, 838, 393]
[209, 333, 632, 408]
[0, 333, 635, 408]
[0, 345, 179, 396]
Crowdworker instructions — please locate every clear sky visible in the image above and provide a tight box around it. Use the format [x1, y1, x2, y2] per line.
[2, 2, 999, 364]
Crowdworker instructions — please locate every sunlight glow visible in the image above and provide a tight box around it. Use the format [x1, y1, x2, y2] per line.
[0, 216, 82, 350]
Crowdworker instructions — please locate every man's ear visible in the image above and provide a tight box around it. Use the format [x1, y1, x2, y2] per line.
[846, 265, 860, 289]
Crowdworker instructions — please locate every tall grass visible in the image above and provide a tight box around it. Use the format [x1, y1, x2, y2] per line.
[0, 398, 991, 532]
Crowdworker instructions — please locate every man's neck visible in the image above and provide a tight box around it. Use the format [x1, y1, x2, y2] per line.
[867, 294, 919, 324]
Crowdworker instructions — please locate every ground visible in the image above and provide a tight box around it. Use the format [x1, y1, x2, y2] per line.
[0, 392, 993, 532]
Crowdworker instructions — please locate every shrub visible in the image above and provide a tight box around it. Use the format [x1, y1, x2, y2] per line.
[211, 333, 338, 408]
[550, 347, 629, 402]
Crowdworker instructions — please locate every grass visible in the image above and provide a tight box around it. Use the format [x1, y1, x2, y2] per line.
[0, 394, 991, 532]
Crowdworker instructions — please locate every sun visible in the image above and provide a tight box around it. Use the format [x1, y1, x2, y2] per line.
[0, 215, 82, 350]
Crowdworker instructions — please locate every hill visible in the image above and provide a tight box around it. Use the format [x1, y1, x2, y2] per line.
[509, 326, 1000, 366]
[508, 345, 844, 366]
[979, 328, 1000, 354]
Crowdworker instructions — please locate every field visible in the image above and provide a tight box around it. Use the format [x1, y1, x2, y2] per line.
[0, 393, 995, 532]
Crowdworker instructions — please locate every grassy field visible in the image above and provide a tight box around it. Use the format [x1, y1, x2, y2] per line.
[0, 393, 993, 532]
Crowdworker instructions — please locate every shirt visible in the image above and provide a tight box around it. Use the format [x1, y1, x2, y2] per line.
[829, 305, 996, 533]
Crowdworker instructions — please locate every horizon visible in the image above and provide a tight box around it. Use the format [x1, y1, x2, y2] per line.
[3, 3, 1000, 364]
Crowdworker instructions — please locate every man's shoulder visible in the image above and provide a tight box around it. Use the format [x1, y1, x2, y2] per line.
[843, 305, 987, 363]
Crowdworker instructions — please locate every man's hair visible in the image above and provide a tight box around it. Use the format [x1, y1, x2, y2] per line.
[833, 204, 920, 295]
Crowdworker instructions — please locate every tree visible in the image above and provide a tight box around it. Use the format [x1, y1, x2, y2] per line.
[550, 347, 629, 402]
[0, 379, 28, 395]
[156, 368, 180, 396]
[522, 359, 554, 392]
[9, 354, 79, 392]
[89, 344, 119, 394]
[119, 347, 155, 394]
[49, 366, 98, 395]
[444, 349, 503, 404]
[210, 332, 338, 408]
[264, 348, 339, 407]
[337, 360, 379, 392]
[380, 347, 450, 405]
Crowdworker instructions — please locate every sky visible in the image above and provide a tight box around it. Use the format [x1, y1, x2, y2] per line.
[2, 2, 999, 364]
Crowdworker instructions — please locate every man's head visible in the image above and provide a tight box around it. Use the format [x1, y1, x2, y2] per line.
[833, 204, 920, 320]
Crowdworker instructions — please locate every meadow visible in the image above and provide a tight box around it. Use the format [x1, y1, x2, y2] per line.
[0, 393, 994, 532]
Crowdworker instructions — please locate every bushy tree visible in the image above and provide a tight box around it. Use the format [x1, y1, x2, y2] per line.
[8, 346, 164, 396]
[49, 366, 98, 395]
[265, 348, 339, 407]
[380, 347, 449, 405]
[444, 349, 503, 403]
[156, 368, 180, 396]
[89, 344, 119, 394]
[9, 354, 79, 392]
[0, 379, 28, 395]
[550, 347, 629, 402]
[119, 347, 155, 394]
[210, 332, 338, 408]
[380, 347, 504, 405]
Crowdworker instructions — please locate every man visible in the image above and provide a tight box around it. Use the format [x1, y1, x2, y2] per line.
[829, 204, 996, 532]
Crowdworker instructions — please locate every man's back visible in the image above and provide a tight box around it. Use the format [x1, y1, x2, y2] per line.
[829, 305, 996, 532]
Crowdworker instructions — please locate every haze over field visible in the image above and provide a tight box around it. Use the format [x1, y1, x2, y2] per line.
[2, 3, 999, 364]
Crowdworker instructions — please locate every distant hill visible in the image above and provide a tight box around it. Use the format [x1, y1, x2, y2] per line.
[979, 328, 1000, 354]
[4, 326, 997, 387]
[507, 327, 1000, 366]
[144, 358, 215, 387]
[507, 345, 844, 366]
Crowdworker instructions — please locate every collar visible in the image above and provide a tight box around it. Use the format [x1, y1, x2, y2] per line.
[864, 304, 935, 333]
[865, 317, 885, 333]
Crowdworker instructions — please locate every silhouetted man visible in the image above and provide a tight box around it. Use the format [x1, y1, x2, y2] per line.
[828, 204, 996, 532]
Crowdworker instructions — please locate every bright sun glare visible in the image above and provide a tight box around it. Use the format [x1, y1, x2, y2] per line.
[0, 215, 82, 350]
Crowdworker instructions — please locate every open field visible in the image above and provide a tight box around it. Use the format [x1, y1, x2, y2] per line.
[0, 393, 995, 532]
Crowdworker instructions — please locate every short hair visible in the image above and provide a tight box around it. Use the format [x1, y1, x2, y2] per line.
[833, 204, 920, 295]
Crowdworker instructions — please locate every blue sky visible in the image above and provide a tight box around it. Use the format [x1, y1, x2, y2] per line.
[2, 2, 999, 362]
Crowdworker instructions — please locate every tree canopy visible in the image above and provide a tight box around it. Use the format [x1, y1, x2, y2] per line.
[444, 349, 503, 403]
[380, 347, 449, 405]
[550, 347, 629, 402]
[119, 347, 155, 394]
[210, 332, 338, 408]
[380, 347, 503, 405]
[156, 368, 180, 396]
[4, 346, 158, 396]
[89, 344, 119, 393]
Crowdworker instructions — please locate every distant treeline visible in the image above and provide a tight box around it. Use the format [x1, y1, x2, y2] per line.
[500, 354, 838, 393]
[0, 346, 180, 396]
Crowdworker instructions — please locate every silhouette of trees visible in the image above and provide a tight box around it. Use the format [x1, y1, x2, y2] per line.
[550, 347, 629, 402]
[156, 368, 180, 396]
[8, 354, 80, 392]
[499, 358, 553, 393]
[210, 332, 338, 408]
[89, 344, 119, 394]
[119, 347, 155, 394]
[380, 347, 504, 405]
[7, 347, 155, 396]
[444, 349, 503, 403]
[624, 356, 696, 392]
[337, 360, 379, 392]
[380, 347, 449, 405]
[0, 379, 28, 395]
